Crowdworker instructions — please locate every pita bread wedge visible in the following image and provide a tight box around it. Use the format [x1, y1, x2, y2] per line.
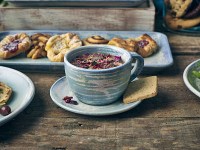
[123, 76, 158, 104]
[0, 82, 12, 105]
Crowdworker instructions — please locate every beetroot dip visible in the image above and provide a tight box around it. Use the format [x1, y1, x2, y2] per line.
[71, 53, 124, 69]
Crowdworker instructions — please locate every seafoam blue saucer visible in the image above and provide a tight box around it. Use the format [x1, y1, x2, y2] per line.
[50, 76, 141, 116]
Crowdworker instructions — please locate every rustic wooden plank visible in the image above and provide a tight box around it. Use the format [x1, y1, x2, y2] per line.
[0, 117, 199, 149]
[159, 55, 200, 76]
[166, 33, 200, 55]
[0, 67, 199, 148]
[0, 1, 155, 31]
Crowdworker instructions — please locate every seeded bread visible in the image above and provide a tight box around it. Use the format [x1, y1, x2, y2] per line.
[123, 76, 158, 104]
[0, 82, 12, 105]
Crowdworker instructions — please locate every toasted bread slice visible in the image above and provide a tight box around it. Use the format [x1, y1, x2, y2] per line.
[123, 76, 158, 104]
[0, 82, 12, 105]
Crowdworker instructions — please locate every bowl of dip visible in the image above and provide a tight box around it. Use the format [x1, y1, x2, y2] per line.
[183, 59, 200, 98]
[64, 45, 144, 105]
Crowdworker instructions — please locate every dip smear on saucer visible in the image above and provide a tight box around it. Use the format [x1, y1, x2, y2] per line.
[71, 53, 124, 69]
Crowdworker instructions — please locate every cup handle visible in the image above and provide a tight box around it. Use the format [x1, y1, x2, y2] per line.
[130, 52, 144, 81]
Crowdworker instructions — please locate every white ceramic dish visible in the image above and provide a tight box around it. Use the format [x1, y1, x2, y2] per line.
[50, 76, 141, 116]
[0, 30, 173, 73]
[0, 66, 35, 126]
[183, 59, 200, 98]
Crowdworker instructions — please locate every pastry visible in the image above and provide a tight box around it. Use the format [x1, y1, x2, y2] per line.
[0, 82, 12, 106]
[135, 34, 158, 58]
[45, 33, 82, 62]
[0, 33, 31, 59]
[165, 12, 200, 30]
[27, 33, 51, 59]
[108, 37, 138, 52]
[83, 35, 109, 45]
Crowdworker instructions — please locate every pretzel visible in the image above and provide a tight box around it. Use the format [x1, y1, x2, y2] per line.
[27, 33, 51, 59]
[45, 33, 82, 62]
[165, 0, 193, 18]
[164, 0, 200, 30]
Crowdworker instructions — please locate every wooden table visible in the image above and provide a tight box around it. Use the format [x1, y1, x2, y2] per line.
[1, 17, 200, 150]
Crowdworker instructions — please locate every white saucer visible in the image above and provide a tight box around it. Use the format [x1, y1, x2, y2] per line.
[50, 76, 141, 116]
[0, 66, 35, 126]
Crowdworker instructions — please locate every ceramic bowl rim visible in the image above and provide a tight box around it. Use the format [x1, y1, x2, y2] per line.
[183, 59, 200, 98]
[64, 45, 134, 72]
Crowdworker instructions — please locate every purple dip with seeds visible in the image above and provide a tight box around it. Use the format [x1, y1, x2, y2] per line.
[71, 52, 124, 69]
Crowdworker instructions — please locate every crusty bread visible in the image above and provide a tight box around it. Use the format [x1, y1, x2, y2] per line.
[165, 12, 200, 30]
[123, 76, 158, 104]
[0, 82, 12, 105]
[164, 0, 200, 30]
[168, 0, 193, 18]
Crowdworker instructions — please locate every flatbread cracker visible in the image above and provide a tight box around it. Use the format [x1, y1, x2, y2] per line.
[0, 82, 12, 105]
[123, 76, 158, 104]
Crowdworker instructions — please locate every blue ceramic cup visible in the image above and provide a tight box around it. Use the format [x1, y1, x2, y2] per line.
[64, 45, 144, 106]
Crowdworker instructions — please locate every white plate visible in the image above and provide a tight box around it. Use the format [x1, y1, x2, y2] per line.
[0, 30, 173, 74]
[183, 59, 200, 98]
[0, 66, 35, 126]
[50, 76, 141, 116]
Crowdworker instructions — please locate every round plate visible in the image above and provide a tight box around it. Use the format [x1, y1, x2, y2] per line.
[50, 76, 141, 116]
[183, 59, 200, 98]
[0, 66, 35, 126]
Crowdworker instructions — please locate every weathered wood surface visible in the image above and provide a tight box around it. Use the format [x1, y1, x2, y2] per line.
[0, 1, 155, 31]
[1, 6, 200, 150]
[0, 54, 200, 149]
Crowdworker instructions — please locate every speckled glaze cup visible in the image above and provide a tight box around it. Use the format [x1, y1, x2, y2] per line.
[64, 45, 144, 106]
